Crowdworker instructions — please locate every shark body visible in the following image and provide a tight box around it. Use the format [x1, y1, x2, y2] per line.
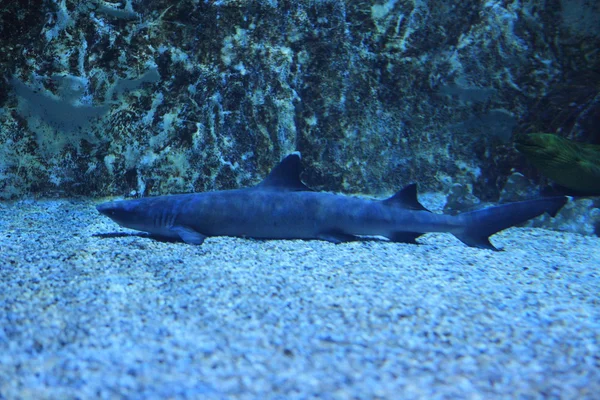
[97, 153, 567, 250]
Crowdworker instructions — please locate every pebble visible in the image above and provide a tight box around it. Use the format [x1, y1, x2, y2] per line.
[0, 199, 599, 399]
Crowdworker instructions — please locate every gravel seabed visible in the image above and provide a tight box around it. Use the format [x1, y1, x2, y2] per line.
[1, 198, 599, 399]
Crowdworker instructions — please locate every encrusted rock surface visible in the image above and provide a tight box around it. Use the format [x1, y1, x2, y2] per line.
[1, 0, 599, 201]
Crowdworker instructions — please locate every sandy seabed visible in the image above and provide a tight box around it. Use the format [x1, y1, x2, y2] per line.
[1, 199, 599, 399]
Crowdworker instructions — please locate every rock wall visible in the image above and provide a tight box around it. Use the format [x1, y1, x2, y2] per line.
[1, 0, 599, 200]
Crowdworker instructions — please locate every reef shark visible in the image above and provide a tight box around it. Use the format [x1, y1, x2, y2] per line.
[97, 153, 567, 250]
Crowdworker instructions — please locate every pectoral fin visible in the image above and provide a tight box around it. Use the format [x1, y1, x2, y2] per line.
[172, 226, 207, 245]
[454, 233, 499, 251]
[317, 230, 358, 244]
[387, 232, 424, 244]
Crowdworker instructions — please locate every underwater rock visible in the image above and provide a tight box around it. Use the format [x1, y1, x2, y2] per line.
[443, 183, 481, 215]
[1, 1, 599, 199]
[449, 109, 517, 144]
[10, 77, 109, 157]
[528, 197, 600, 236]
[499, 172, 540, 203]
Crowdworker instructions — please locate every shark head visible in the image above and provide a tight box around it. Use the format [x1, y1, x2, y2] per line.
[97, 197, 204, 244]
[96, 199, 149, 231]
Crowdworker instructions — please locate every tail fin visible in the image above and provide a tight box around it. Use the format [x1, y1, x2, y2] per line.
[455, 196, 567, 250]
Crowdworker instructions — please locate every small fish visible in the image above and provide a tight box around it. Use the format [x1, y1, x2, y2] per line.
[514, 133, 600, 194]
[97, 153, 566, 250]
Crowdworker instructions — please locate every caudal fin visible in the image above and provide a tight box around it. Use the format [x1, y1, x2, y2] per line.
[455, 196, 567, 250]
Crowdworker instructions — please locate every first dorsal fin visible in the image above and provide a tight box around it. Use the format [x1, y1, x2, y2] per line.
[382, 183, 430, 212]
[256, 152, 313, 192]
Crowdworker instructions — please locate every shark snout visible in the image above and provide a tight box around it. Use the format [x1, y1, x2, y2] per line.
[96, 200, 132, 220]
[96, 199, 146, 230]
[96, 201, 116, 216]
